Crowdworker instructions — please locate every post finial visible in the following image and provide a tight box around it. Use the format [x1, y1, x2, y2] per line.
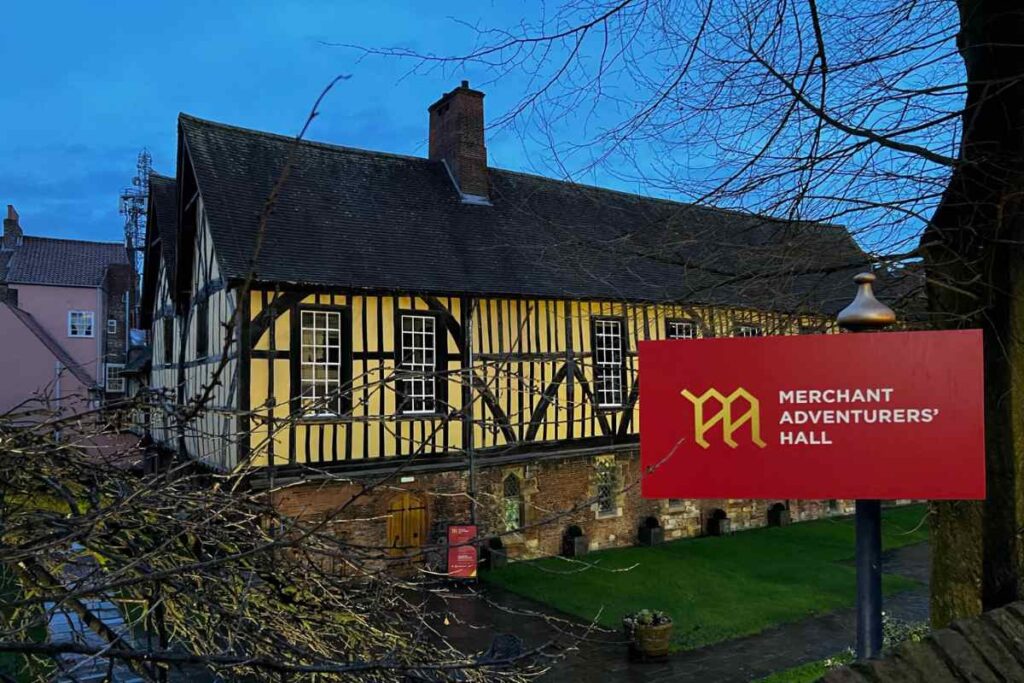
[837, 272, 896, 331]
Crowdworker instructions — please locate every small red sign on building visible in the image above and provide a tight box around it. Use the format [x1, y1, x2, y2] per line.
[447, 524, 478, 579]
[640, 330, 985, 500]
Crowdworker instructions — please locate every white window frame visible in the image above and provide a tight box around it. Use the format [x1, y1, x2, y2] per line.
[592, 318, 625, 408]
[107, 318, 117, 335]
[105, 363, 125, 393]
[299, 310, 344, 416]
[68, 310, 95, 338]
[666, 319, 697, 339]
[399, 314, 437, 414]
[734, 324, 764, 338]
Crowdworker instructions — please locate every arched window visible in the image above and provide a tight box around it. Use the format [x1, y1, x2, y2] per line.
[503, 474, 525, 532]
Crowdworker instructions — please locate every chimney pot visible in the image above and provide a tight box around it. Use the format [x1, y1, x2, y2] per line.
[428, 82, 489, 201]
[2, 204, 22, 250]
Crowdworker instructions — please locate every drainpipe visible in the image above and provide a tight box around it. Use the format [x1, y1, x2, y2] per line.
[54, 361, 62, 441]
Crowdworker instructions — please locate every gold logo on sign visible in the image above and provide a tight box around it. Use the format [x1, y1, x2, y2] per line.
[681, 388, 767, 449]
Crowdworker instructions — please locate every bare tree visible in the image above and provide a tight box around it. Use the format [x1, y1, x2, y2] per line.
[344, 0, 1024, 627]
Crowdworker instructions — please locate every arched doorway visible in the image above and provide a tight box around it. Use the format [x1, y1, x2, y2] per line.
[386, 492, 428, 560]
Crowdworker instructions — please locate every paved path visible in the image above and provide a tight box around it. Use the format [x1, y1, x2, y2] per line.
[434, 543, 930, 682]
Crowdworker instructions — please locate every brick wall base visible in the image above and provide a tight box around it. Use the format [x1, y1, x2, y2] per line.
[270, 449, 857, 564]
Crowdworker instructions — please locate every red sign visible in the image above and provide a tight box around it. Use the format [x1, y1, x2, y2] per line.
[640, 330, 985, 500]
[447, 525, 478, 579]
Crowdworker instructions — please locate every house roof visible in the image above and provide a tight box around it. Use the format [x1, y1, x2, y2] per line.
[3, 237, 127, 288]
[179, 114, 870, 314]
[149, 173, 178, 281]
[0, 250, 11, 282]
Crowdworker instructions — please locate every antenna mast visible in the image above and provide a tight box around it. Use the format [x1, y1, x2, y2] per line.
[120, 149, 151, 329]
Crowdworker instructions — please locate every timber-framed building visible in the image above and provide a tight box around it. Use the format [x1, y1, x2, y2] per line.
[140, 81, 868, 559]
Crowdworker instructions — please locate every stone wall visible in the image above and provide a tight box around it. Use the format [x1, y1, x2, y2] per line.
[823, 601, 1024, 682]
[270, 449, 856, 564]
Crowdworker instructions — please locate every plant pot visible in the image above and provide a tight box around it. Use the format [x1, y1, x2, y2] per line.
[638, 526, 664, 546]
[483, 546, 507, 570]
[628, 622, 673, 659]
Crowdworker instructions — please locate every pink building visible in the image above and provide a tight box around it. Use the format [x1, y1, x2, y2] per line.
[0, 205, 130, 420]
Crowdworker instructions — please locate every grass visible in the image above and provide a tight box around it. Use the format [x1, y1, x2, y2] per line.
[756, 652, 855, 683]
[482, 504, 929, 651]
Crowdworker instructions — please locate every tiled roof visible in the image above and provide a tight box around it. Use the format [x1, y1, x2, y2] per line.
[4, 237, 127, 287]
[180, 114, 870, 314]
[0, 250, 11, 282]
[149, 173, 178, 283]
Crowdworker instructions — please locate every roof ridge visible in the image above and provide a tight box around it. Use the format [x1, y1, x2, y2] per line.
[490, 167, 851, 232]
[178, 113, 847, 233]
[178, 113, 435, 166]
[23, 235, 125, 247]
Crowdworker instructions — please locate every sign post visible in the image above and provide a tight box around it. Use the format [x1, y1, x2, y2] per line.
[639, 274, 986, 661]
[836, 272, 896, 659]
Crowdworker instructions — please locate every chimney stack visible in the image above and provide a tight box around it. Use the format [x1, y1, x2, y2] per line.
[428, 80, 489, 202]
[3, 205, 22, 250]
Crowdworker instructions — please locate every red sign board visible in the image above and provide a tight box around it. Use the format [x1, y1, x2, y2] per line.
[640, 330, 985, 500]
[447, 525, 478, 579]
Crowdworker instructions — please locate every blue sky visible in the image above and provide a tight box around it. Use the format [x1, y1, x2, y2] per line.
[0, 1, 561, 242]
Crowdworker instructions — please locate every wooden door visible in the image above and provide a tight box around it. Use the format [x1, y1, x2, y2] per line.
[386, 493, 427, 559]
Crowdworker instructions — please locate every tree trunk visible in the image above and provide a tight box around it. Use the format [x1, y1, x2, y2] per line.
[921, 0, 1024, 628]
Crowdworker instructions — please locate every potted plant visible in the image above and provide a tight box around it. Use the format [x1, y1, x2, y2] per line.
[623, 609, 673, 659]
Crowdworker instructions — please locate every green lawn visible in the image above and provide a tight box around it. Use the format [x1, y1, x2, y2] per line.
[482, 504, 929, 651]
[757, 652, 855, 683]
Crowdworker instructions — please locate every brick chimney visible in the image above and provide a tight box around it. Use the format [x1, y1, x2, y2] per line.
[3, 205, 22, 250]
[429, 80, 489, 202]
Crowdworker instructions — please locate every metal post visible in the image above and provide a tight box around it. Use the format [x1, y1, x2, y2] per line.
[466, 299, 477, 525]
[837, 272, 896, 660]
[855, 499, 883, 658]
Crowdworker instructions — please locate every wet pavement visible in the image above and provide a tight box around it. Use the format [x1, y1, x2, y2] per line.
[430, 543, 930, 682]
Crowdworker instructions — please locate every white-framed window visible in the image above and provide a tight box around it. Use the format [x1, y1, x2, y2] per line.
[68, 310, 95, 338]
[299, 310, 344, 416]
[399, 314, 437, 414]
[105, 364, 125, 393]
[734, 324, 764, 338]
[107, 319, 117, 335]
[592, 318, 625, 408]
[666, 319, 697, 339]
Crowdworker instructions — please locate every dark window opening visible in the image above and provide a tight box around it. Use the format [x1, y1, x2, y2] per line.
[163, 317, 174, 365]
[196, 299, 209, 358]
